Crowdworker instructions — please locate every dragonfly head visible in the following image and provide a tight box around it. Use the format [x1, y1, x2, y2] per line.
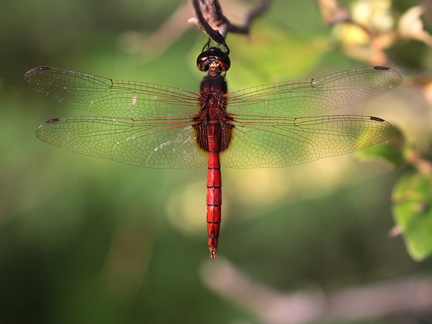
[197, 47, 230, 73]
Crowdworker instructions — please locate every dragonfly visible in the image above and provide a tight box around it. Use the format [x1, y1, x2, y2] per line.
[24, 47, 401, 258]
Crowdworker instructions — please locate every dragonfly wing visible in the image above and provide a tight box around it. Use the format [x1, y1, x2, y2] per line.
[37, 116, 207, 169]
[220, 115, 394, 168]
[24, 67, 200, 118]
[226, 67, 401, 117]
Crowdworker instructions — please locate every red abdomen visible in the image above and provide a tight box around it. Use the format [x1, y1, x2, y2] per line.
[195, 73, 232, 258]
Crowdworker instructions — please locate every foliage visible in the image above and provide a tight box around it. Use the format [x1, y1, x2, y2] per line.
[393, 170, 432, 260]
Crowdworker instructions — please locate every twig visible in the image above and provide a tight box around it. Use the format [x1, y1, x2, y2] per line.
[317, 0, 350, 25]
[137, 1, 270, 56]
[228, 0, 271, 35]
[201, 258, 432, 324]
[316, 0, 396, 65]
[405, 148, 432, 175]
[188, 0, 229, 47]
[317, 0, 374, 37]
[134, 3, 192, 57]
[187, 0, 271, 46]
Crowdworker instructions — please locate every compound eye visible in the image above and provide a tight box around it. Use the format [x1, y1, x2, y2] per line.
[196, 47, 231, 72]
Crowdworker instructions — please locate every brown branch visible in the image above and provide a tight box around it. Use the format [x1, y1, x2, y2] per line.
[187, 0, 271, 47]
[201, 259, 432, 324]
[317, 0, 375, 37]
[317, 0, 350, 26]
[316, 0, 394, 65]
[228, 0, 271, 35]
[136, 0, 271, 56]
[134, 3, 192, 57]
[188, 0, 229, 46]
[405, 148, 432, 175]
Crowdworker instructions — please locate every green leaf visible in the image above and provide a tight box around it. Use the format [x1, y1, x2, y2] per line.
[392, 171, 432, 261]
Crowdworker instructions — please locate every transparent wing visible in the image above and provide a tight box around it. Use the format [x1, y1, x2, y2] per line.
[24, 67, 200, 118]
[36, 115, 208, 169]
[221, 114, 394, 168]
[28, 66, 399, 169]
[226, 66, 401, 117]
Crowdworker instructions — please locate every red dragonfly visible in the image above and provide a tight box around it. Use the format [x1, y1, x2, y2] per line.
[24, 47, 401, 258]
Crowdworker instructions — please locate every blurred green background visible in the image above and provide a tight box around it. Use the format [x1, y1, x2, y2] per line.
[1, 0, 432, 323]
